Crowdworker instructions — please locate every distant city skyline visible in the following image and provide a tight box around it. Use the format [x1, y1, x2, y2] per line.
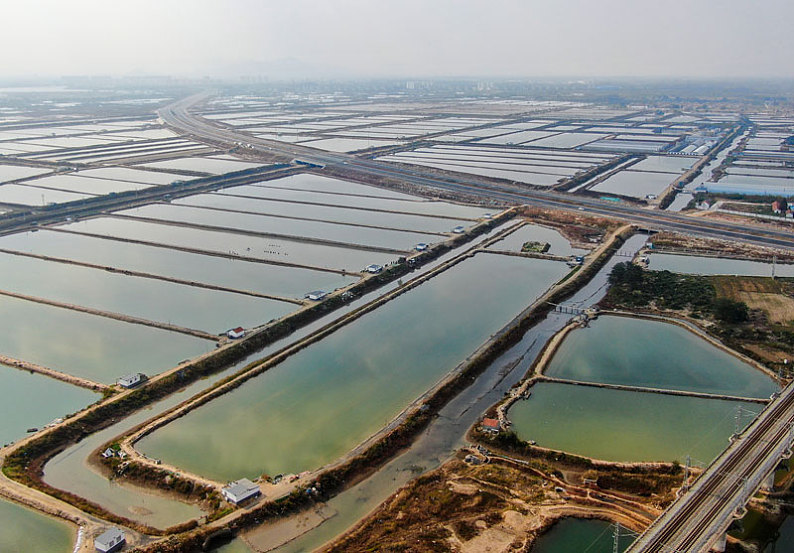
[2, 0, 793, 80]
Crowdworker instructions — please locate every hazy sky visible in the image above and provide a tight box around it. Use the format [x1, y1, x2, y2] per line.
[2, 0, 793, 79]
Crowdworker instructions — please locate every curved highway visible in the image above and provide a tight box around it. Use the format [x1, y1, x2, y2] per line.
[160, 97, 794, 251]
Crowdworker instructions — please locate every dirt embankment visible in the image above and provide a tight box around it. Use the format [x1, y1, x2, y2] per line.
[322, 454, 672, 553]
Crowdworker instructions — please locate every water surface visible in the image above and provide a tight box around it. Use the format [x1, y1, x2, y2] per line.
[138, 254, 570, 480]
[0, 498, 74, 553]
[545, 315, 776, 398]
[648, 253, 794, 277]
[0, 367, 97, 446]
[510, 382, 760, 463]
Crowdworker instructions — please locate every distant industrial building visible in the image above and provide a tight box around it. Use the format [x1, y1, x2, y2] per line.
[305, 290, 328, 301]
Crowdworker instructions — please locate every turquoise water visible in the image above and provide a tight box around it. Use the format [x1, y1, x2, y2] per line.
[138, 254, 570, 480]
[0, 294, 212, 384]
[545, 315, 776, 398]
[0, 366, 97, 446]
[510, 382, 760, 463]
[0, 230, 357, 300]
[0, 498, 74, 553]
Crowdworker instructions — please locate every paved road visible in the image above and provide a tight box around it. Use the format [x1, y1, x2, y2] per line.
[159, 97, 794, 251]
[627, 382, 794, 552]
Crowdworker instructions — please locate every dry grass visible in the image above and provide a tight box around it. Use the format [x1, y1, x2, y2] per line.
[711, 276, 794, 323]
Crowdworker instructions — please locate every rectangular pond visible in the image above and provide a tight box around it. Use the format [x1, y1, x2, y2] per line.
[648, 253, 794, 277]
[56, 217, 399, 272]
[488, 223, 589, 257]
[137, 254, 571, 481]
[175, 193, 472, 234]
[544, 315, 776, 398]
[591, 170, 675, 199]
[0, 229, 356, 300]
[0, 294, 213, 384]
[253, 174, 419, 200]
[509, 381, 760, 463]
[220, 185, 488, 219]
[0, 252, 295, 333]
[115, 204, 442, 252]
[0, 366, 97, 446]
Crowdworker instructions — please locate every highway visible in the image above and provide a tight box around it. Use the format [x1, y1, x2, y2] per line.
[627, 382, 794, 552]
[159, 96, 794, 251]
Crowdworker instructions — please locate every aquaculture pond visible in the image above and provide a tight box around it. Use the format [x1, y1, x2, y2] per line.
[175, 192, 471, 234]
[137, 254, 571, 481]
[544, 315, 776, 398]
[220, 185, 488, 219]
[116, 203, 441, 252]
[0, 498, 74, 553]
[256, 174, 418, 200]
[0, 294, 213, 384]
[0, 252, 295, 333]
[509, 382, 761, 463]
[531, 518, 630, 553]
[488, 223, 589, 257]
[0, 229, 357, 300]
[0, 367, 96, 446]
[648, 253, 794, 277]
[61, 217, 398, 271]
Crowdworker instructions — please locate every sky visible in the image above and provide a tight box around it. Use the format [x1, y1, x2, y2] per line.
[1, 0, 793, 80]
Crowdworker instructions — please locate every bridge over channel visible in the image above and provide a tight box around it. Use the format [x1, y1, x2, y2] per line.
[627, 381, 794, 552]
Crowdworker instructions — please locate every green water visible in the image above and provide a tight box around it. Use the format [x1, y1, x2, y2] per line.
[117, 204, 441, 252]
[0, 230, 357, 300]
[767, 516, 794, 551]
[531, 518, 630, 553]
[489, 223, 589, 257]
[0, 498, 74, 553]
[176, 192, 471, 234]
[138, 254, 570, 480]
[0, 294, 212, 384]
[648, 253, 794, 277]
[0, 366, 96, 446]
[0, 252, 295, 333]
[510, 382, 760, 463]
[545, 316, 776, 398]
[64, 217, 398, 271]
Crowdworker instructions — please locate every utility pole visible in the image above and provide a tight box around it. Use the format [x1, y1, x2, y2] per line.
[683, 455, 691, 492]
[613, 521, 621, 553]
[773, 255, 777, 279]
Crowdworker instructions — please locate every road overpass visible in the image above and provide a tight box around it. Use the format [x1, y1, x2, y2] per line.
[627, 382, 794, 552]
[158, 97, 794, 252]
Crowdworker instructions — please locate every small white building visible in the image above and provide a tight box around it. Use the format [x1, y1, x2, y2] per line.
[452, 226, 465, 234]
[222, 478, 261, 505]
[415, 243, 428, 251]
[117, 373, 145, 389]
[305, 290, 328, 301]
[365, 264, 383, 274]
[101, 448, 115, 459]
[95, 527, 125, 553]
[227, 327, 245, 340]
